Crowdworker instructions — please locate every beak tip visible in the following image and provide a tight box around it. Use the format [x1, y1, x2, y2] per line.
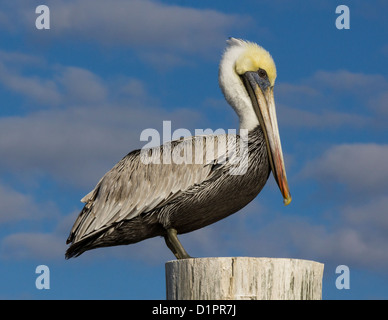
[283, 195, 292, 206]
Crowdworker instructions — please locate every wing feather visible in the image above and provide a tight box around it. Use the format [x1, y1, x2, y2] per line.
[68, 133, 238, 243]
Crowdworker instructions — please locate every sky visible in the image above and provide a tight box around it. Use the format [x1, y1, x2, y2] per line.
[0, 0, 388, 300]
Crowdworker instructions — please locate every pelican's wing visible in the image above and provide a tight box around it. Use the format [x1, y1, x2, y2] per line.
[67, 133, 241, 244]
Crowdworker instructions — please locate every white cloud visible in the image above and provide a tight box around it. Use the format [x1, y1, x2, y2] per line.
[0, 232, 65, 260]
[311, 70, 388, 94]
[278, 103, 370, 129]
[0, 185, 39, 224]
[0, 50, 203, 188]
[276, 70, 388, 129]
[301, 143, 388, 197]
[276, 83, 320, 99]
[52, 0, 241, 51]
[284, 142, 388, 272]
[0, 11, 9, 29]
[0, 103, 201, 189]
[342, 196, 388, 235]
[57, 66, 107, 104]
[0, 183, 58, 225]
[229, 204, 388, 273]
[0, 0, 250, 73]
[304, 207, 388, 271]
[0, 60, 62, 106]
[225, 141, 385, 273]
[369, 91, 388, 118]
[0, 54, 108, 107]
[0, 50, 45, 67]
[9, 0, 246, 66]
[138, 51, 193, 71]
[117, 78, 147, 98]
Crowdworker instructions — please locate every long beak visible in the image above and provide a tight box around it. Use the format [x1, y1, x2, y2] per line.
[241, 73, 292, 205]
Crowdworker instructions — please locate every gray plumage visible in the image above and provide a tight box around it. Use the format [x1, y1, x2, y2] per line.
[65, 127, 269, 258]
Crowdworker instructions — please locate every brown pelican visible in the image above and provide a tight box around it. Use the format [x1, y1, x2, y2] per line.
[65, 38, 291, 259]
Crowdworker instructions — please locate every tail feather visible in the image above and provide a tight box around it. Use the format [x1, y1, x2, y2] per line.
[65, 227, 110, 259]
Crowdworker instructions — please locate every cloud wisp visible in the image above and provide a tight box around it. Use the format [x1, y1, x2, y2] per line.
[0, 50, 202, 189]
[276, 70, 388, 130]
[5, 0, 249, 69]
[301, 143, 388, 198]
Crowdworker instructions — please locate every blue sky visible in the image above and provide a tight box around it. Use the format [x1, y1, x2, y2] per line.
[0, 0, 388, 299]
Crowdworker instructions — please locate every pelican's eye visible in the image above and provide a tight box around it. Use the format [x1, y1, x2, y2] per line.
[258, 68, 268, 79]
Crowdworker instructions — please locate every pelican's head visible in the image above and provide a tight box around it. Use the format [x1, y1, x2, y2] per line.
[219, 38, 291, 206]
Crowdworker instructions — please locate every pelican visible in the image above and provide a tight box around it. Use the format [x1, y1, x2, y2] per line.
[65, 38, 291, 259]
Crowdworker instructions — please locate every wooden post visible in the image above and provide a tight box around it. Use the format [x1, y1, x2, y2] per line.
[166, 257, 324, 300]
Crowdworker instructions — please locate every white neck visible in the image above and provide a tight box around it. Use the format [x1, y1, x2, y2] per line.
[218, 45, 260, 132]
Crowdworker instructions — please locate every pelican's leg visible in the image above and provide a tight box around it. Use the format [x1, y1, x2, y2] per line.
[164, 228, 191, 259]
